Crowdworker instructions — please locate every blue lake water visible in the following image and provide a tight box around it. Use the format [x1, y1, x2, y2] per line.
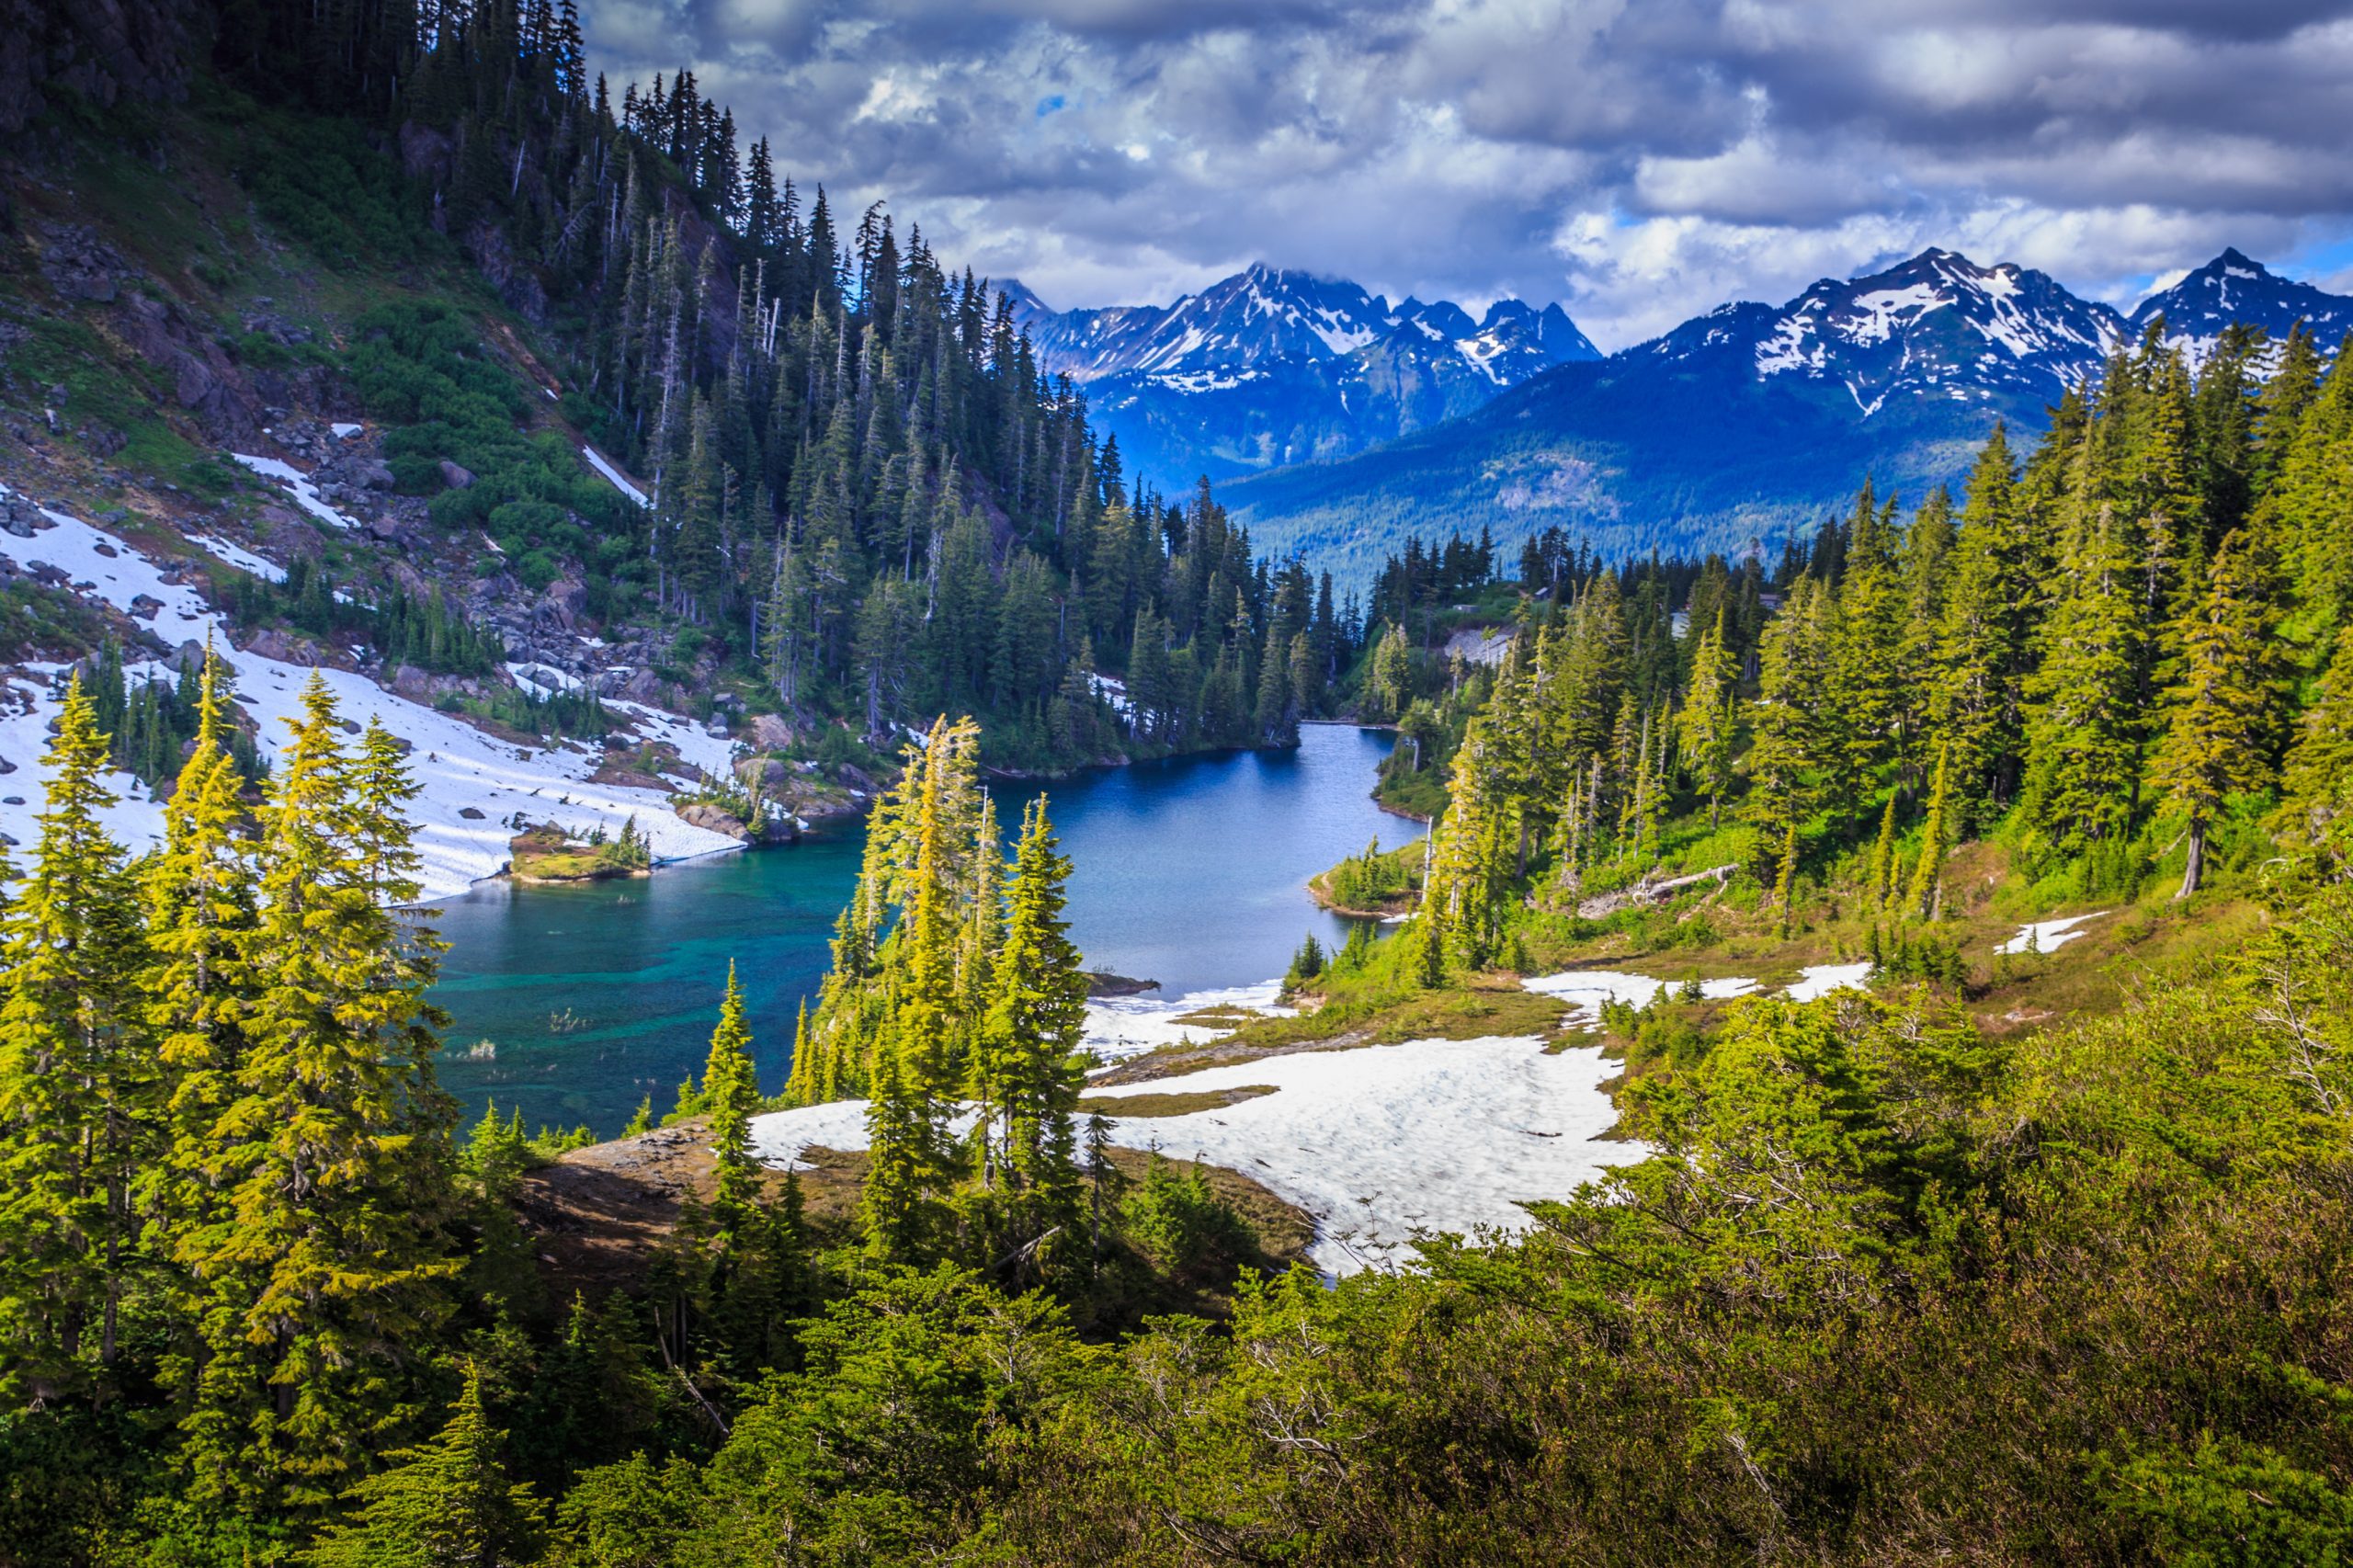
[429, 724, 1423, 1136]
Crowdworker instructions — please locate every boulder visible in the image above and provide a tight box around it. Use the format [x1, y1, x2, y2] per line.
[357, 459, 397, 490]
[676, 801, 751, 842]
[734, 756, 790, 790]
[535, 574, 586, 633]
[438, 460, 475, 490]
[748, 712, 795, 751]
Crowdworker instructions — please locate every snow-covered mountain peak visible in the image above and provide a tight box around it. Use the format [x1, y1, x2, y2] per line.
[1002, 265, 1602, 486]
[2130, 249, 2353, 369]
[1677, 248, 2128, 415]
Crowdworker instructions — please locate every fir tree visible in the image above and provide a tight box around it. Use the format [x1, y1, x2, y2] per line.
[1906, 740, 1954, 921]
[1677, 606, 1741, 828]
[2149, 532, 2283, 897]
[699, 963, 763, 1229]
[181, 676, 457, 1511]
[0, 677, 149, 1398]
[306, 1363, 544, 1568]
[972, 798, 1087, 1226]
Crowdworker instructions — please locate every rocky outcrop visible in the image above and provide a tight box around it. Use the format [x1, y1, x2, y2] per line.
[676, 801, 751, 842]
[0, 0, 196, 136]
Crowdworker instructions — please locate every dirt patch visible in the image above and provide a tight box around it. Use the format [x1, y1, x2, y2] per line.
[514, 1116, 1315, 1298]
[1077, 1085, 1278, 1118]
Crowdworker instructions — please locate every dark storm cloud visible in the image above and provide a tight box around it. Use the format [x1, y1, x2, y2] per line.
[582, 0, 2353, 347]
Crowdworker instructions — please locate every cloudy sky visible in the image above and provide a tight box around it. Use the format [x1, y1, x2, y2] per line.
[583, 0, 2353, 349]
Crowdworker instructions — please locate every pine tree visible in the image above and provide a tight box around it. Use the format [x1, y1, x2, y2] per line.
[0, 677, 150, 1399]
[1931, 426, 2034, 818]
[143, 646, 260, 1406]
[858, 1033, 938, 1260]
[1677, 606, 1740, 828]
[181, 676, 457, 1511]
[699, 963, 763, 1228]
[2149, 532, 2283, 897]
[1772, 823, 1800, 940]
[307, 1363, 544, 1568]
[2282, 629, 2353, 824]
[1906, 740, 1954, 921]
[1869, 794, 1899, 911]
[2022, 505, 2149, 864]
[972, 798, 1087, 1228]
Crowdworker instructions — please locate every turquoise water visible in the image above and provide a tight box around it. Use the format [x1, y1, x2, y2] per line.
[429, 725, 1422, 1136]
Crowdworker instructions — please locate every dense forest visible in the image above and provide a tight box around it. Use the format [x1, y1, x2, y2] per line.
[210, 0, 1360, 769]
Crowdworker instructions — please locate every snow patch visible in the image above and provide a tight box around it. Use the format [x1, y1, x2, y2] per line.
[1995, 911, 2109, 955]
[1785, 961, 1872, 1002]
[230, 454, 358, 530]
[187, 535, 286, 583]
[582, 447, 650, 509]
[1525, 968, 1757, 1030]
[1083, 980, 1293, 1063]
[749, 1032, 1647, 1277]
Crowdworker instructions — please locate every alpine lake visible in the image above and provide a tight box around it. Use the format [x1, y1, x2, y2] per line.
[429, 724, 1424, 1137]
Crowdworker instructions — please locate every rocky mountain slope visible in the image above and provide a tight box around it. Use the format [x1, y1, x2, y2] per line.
[1224, 245, 2350, 579]
[1006, 264, 1598, 489]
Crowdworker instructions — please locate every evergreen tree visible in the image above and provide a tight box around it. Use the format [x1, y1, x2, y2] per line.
[143, 647, 261, 1408]
[181, 676, 457, 1511]
[1906, 740, 1954, 921]
[972, 798, 1087, 1234]
[699, 964, 762, 1229]
[1677, 607, 1741, 828]
[307, 1363, 544, 1568]
[0, 678, 149, 1399]
[2282, 629, 2353, 823]
[2021, 505, 2148, 865]
[2149, 532, 2283, 897]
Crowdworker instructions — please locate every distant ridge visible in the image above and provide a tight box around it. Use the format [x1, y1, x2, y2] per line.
[1002, 264, 1599, 491]
[1218, 246, 2351, 580]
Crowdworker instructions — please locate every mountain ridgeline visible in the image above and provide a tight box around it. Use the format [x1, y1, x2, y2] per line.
[1223, 244, 2353, 581]
[1006, 264, 1600, 492]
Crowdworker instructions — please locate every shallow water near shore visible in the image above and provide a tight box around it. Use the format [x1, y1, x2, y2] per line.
[428, 724, 1423, 1136]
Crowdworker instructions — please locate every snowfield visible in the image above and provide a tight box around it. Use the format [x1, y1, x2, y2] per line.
[1083, 980, 1294, 1062]
[0, 487, 741, 897]
[746, 1030, 1643, 1278]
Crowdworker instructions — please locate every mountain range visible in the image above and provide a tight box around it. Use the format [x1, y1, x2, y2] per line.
[1003, 264, 1600, 490]
[1203, 246, 2353, 579]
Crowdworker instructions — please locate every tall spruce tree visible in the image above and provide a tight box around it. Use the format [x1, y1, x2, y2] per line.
[972, 798, 1087, 1230]
[2149, 532, 2283, 896]
[0, 678, 150, 1400]
[182, 676, 457, 1511]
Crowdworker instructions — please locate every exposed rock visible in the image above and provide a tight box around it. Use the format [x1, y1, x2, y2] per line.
[734, 756, 790, 790]
[356, 459, 396, 490]
[676, 801, 751, 842]
[459, 806, 485, 820]
[747, 712, 795, 751]
[535, 574, 586, 633]
[127, 593, 161, 619]
[0, 0, 193, 136]
[438, 459, 475, 490]
[37, 225, 131, 302]
[238, 627, 335, 666]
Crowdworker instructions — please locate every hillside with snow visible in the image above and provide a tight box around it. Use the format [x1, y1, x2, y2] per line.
[0, 481, 744, 899]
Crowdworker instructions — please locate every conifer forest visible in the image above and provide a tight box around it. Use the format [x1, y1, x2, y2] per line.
[5, 0, 2353, 1563]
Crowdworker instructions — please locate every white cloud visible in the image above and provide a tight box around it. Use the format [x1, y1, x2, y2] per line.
[585, 0, 2353, 349]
